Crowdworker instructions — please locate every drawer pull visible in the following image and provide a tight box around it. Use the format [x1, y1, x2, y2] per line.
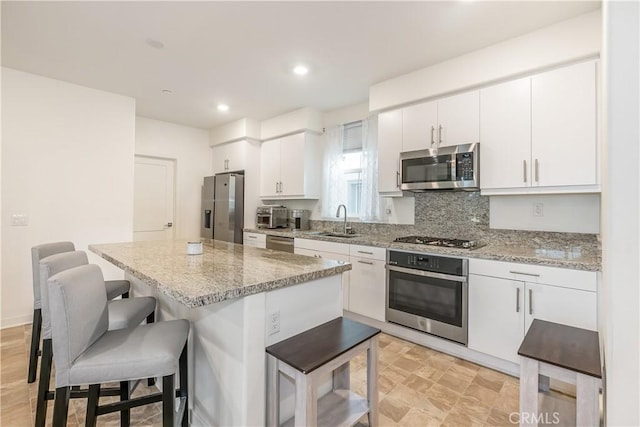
[357, 260, 374, 265]
[509, 270, 540, 277]
[247, 235, 257, 239]
[516, 288, 521, 313]
[357, 251, 374, 255]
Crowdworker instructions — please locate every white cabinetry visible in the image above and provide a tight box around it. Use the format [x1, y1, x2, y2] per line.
[294, 239, 350, 310]
[377, 91, 479, 194]
[260, 132, 321, 199]
[243, 232, 266, 249]
[212, 140, 255, 174]
[348, 245, 387, 322]
[468, 259, 597, 363]
[377, 110, 403, 195]
[480, 60, 598, 194]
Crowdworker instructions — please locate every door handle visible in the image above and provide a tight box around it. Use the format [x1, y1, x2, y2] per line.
[523, 160, 527, 183]
[534, 159, 540, 183]
[396, 171, 400, 188]
[516, 287, 520, 313]
[165, 222, 173, 228]
[279, 182, 283, 193]
[529, 289, 533, 315]
[275, 182, 279, 193]
[430, 126, 435, 146]
[438, 125, 443, 146]
[357, 260, 374, 265]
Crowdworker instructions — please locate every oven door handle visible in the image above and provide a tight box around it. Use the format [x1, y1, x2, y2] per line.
[386, 264, 467, 283]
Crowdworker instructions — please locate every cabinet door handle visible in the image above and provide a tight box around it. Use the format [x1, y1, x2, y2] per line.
[438, 125, 443, 146]
[225, 159, 229, 170]
[516, 287, 521, 313]
[509, 270, 540, 277]
[430, 126, 435, 146]
[529, 289, 533, 315]
[275, 182, 279, 193]
[279, 182, 283, 193]
[396, 171, 400, 188]
[357, 260, 374, 265]
[523, 160, 527, 183]
[247, 235, 257, 239]
[534, 159, 540, 183]
[357, 251, 373, 255]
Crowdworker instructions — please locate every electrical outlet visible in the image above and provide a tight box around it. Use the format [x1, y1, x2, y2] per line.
[11, 213, 29, 226]
[269, 310, 280, 335]
[533, 203, 544, 217]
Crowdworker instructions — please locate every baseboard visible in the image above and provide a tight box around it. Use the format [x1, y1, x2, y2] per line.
[1, 314, 33, 329]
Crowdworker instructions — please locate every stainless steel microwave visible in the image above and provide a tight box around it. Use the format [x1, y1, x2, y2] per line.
[400, 143, 479, 191]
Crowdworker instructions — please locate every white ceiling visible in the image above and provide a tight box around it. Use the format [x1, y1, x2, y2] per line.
[2, 1, 600, 130]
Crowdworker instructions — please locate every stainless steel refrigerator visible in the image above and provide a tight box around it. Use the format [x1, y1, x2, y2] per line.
[201, 173, 244, 243]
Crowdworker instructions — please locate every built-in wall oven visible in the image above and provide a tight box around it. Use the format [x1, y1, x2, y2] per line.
[386, 250, 468, 345]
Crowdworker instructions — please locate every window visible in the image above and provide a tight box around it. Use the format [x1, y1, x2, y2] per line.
[323, 117, 385, 221]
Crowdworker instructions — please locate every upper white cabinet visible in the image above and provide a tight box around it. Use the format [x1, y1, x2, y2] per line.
[377, 110, 403, 195]
[377, 91, 479, 194]
[260, 132, 321, 199]
[212, 140, 253, 174]
[480, 60, 598, 194]
[480, 77, 532, 189]
[531, 60, 597, 187]
[402, 91, 479, 152]
[436, 91, 480, 148]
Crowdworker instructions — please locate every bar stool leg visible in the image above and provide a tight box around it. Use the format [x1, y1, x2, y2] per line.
[179, 344, 189, 427]
[120, 381, 130, 427]
[519, 357, 540, 427]
[85, 384, 100, 427]
[28, 309, 42, 383]
[147, 311, 156, 387]
[52, 386, 70, 427]
[576, 374, 600, 427]
[266, 355, 279, 427]
[367, 337, 379, 427]
[294, 370, 317, 427]
[35, 339, 53, 427]
[163, 374, 175, 427]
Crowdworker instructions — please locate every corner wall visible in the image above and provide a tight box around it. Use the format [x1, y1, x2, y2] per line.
[135, 117, 212, 240]
[1, 68, 136, 328]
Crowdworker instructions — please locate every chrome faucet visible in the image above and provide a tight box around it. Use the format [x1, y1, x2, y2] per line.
[336, 204, 348, 234]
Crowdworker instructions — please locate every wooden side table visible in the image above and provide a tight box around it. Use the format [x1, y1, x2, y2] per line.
[265, 317, 380, 427]
[518, 319, 602, 427]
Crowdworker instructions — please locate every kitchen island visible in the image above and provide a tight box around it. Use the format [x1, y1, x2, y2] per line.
[90, 240, 351, 427]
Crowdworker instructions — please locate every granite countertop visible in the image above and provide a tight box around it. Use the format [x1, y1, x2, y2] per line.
[244, 228, 601, 271]
[89, 240, 352, 308]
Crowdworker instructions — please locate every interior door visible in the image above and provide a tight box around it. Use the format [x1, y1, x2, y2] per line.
[133, 156, 175, 241]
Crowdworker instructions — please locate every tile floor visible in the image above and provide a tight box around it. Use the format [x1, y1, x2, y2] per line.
[1, 324, 522, 426]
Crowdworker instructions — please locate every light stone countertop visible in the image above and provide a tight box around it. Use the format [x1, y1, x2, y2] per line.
[244, 228, 601, 271]
[89, 240, 352, 308]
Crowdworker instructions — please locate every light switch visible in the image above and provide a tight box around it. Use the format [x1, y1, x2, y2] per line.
[12, 213, 29, 226]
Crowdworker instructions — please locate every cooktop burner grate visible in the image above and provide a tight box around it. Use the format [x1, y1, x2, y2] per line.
[393, 235, 484, 249]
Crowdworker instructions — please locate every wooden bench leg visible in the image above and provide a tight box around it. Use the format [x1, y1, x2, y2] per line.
[519, 357, 539, 427]
[367, 337, 379, 427]
[333, 362, 350, 391]
[266, 355, 280, 427]
[294, 370, 317, 427]
[576, 374, 600, 427]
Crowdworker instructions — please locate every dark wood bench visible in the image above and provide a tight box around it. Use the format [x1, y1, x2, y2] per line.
[266, 317, 380, 427]
[518, 319, 602, 427]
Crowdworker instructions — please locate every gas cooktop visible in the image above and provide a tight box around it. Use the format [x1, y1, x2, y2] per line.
[393, 235, 484, 250]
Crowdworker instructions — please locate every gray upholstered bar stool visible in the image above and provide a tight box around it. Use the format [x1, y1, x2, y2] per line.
[29, 242, 131, 383]
[48, 264, 189, 427]
[35, 251, 156, 427]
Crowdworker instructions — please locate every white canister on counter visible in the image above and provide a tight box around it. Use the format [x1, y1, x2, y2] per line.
[186, 241, 203, 255]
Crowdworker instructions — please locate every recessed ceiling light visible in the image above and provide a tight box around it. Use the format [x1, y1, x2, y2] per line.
[161, 89, 172, 94]
[217, 104, 229, 112]
[293, 65, 309, 76]
[146, 38, 165, 49]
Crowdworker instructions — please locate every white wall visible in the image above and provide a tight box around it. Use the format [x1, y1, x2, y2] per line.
[601, 2, 640, 425]
[1, 68, 136, 327]
[490, 194, 600, 233]
[135, 117, 212, 240]
[370, 10, 601, 111]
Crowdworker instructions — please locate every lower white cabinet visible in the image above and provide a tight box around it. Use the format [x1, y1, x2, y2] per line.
[348, 256, 386, 322]
[468, 259, 597, 364]
[294, 239, 350, 311]
[243, 232, 266, 249]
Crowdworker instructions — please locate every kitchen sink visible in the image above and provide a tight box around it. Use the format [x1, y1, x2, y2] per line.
[309, 231, 360, 239]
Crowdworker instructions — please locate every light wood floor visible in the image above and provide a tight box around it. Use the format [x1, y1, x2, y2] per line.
[1, 323, 523, 426]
